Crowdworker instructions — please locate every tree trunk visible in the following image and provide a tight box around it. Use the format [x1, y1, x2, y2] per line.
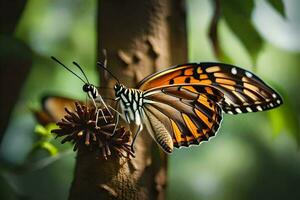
[69, 0, 187, 199]
[0, 0, 32, 143]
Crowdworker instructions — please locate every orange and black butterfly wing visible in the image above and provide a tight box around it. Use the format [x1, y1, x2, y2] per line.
[143, 85, 223, 148]
[33, 96, 79, 125]
[138, 62, 283, 114]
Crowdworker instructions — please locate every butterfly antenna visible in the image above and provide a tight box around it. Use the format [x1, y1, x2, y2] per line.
[72, 61, 90, 84]
[51, 56, 86, 84]
[97, 61, 120, 84]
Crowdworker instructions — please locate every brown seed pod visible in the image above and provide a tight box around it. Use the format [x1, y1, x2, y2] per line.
[51, 102, 134, 159]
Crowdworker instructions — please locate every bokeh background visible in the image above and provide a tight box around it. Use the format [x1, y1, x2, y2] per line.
[1, 0, 300, 199]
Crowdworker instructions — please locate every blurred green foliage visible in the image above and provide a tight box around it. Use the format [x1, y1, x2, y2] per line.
[1, 0, 300, 200]
[32, 124, 58, 156]
[221, 0, 263, 62]
[268, 0, 286, 17]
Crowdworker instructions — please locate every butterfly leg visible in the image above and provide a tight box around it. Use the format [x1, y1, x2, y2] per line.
[112, 112, 119, 136]
[130, 124, 143, 153]
[108, 104, 126, 136]
[97, 95, 113, 117]
[91, 97, 107, 126]
[108, 104, 124, 120]
[95, 107, 106, 124]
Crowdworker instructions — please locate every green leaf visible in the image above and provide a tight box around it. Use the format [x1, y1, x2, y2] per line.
[31, 141, 58, 156]
[266, 0, 286, 17]
[34, 123, 57, 138]
[218, 50, 233, 63]
[40, 142, 58, 156]
[221, 0, 263, 63]
[34, 124, 49, 137]
[45, 123, 58, 133]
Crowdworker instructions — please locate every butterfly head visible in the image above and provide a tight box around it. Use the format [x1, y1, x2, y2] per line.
[82, 83, 92, 92]
[114, 83, 126, 97]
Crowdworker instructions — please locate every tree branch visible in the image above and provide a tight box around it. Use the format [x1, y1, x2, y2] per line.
[209, 0, 221, 59]
[69, 0, 187, 199]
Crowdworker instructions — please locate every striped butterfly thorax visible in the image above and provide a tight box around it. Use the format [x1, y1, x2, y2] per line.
[111, 62, 283, 153]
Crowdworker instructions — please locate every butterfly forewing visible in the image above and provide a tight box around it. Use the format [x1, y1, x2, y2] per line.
[138, 62, 283, 114]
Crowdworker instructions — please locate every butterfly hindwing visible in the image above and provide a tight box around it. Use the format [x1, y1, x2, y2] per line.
[138, 62, 283, 114]
[143, 85, 223, 149]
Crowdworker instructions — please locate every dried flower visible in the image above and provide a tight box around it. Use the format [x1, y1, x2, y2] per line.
[51, 102, 134, 159]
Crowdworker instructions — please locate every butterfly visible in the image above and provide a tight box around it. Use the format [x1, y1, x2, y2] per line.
[105, 62, 283, 153]
[50, 56, 113, 125]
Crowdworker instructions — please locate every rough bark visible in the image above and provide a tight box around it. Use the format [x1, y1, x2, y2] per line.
[69, 0, 187, 199]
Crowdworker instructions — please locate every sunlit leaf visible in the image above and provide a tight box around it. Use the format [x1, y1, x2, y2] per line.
[34, 123, 57, 138]
[221, 0, 263, 63]
[34, 124, 49, 137]
[31, 141, 58, 156]
[40, 142, 58, 156]
[46, 123, 58, 133]
[266, 0, 286, 17]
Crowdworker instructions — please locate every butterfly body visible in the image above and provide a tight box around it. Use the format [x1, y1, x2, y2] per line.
[111, 62, 283, 153]
[114, 84, 144, 124]
[83, 83, 99, 99]
[113, 82, 224, 153]
[114, 83, 176, 153]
